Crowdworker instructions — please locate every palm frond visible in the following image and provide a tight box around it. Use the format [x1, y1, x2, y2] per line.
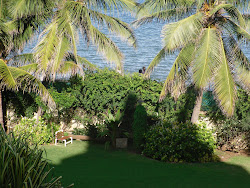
[162, 13, 202, 51]
[144, 47, 167, 78]
[160, 43, 195, 101]
[192, 27, 221, 89]
[65, 1, 136, 48]
[77, 56, 97, 71]
[88, 9, 137, 48]
[7, 0, 54, 19]
[58, 61, 84, 77]
[137, 0, 195, 15]
[34, 21, 60, 72]
[214, 36, 237, 117]
[65, 53, 97, 71]
[86, 0, 137, 12]
[5, 0, 54, 53]
[236, 65, 250, 90]
[19, 63, 38, 74]
[90, 25, 124, 71]
[51, 37, 71, 80]
[133, 8, 189, 28]
[210, 4, 246, 28]
[56, 8, 79, 59]
[223, 35, 250, 90]
[224, 35, 249, 68]
[8, 53, 35, 67]
[8, 66, 55, 109]
[0, 59, 55, 108]
[222, 18, 250, 41]
[0, 59, 16, 88]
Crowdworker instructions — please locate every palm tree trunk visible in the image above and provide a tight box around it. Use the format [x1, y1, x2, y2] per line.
[191, 89, 203, 124]
[36, 107, 43, 124]
[36, 74, 45, 123]
[0, 90, 5, 130]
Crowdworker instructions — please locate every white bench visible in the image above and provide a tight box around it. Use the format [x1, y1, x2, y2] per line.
[55, 130, 73, 147]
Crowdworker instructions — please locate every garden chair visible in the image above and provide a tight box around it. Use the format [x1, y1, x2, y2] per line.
[55, 130, 73, 147]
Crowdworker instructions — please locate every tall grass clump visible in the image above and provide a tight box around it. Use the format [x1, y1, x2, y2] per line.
[0, 129, 68, 187]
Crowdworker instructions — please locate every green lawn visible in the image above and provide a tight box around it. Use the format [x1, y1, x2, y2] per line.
[42, 141, 250, 188]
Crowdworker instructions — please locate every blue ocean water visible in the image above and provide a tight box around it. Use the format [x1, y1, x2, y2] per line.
[76, 12, 250, 81]
[24, 10, 250, 82]
[76, 13, 177, 81]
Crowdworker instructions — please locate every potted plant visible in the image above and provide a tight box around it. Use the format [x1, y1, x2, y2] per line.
[102, 109, 128, 148]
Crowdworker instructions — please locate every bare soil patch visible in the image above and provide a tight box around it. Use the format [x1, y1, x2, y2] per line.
[216, 149, 250, 162]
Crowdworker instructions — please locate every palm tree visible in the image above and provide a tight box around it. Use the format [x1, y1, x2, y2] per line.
[0, 60, 54, 130]
[0, 0, 137, 128]
[17, 0, 137, 79]
[0, 0, 57, 130]
[134, 0, 250, 123]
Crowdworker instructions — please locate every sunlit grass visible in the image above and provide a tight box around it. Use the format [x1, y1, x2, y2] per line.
[42, 141, 89, 165]
[228, 156, 250, 173]
[43, 141, 250, 188]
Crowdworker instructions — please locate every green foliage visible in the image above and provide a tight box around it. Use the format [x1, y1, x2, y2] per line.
[215, 120, 250, 152]
[132, 104, 148, 150]
[69, 70, 195, 125]
[13, 117, 56, 145]
[6, 69, 196, 132]
[205, 89, 250, 151]
[72, 124, 106, 139]
[0, 129, 66, 187]
[143, 121, 216, 163]
[72, 128, 87, 135]
[135, 0, 250, 118]
[103, 109, 123, 147]
[4, 90, 38, 118]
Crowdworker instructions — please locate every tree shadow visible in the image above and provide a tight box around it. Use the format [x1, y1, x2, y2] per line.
[45, 141, 250, 188]
[119, 92, 138, 134]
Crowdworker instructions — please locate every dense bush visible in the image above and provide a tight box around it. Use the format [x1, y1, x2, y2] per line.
[4, 90, 38, 123]
[6, 69, 196, 132]
[132, 104, 148, 150]
[0, 130, 66, 187]
[13, 117, 57, 145]
[143, 121, 216, 163]
[215, 120, 250, 151]
[205, 89, 250, 151]
[50, 70, 195, 127]
[72, 124, 100, 139]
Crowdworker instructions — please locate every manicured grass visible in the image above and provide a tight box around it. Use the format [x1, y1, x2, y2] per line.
[42, 141, 250, 188]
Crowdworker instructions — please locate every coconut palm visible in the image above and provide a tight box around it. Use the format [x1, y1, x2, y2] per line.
[17, 0, 137, 79]
[3, 0, 137, 80]
[134, 0, 250, 123]
[0, 0, 57, 130]
[0, 0, 137, 129]
[0, 60, 55, 130]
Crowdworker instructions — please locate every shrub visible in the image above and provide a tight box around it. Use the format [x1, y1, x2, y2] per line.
[0, 129, 66, 187]
[143, 121, 216, 163]
[4, 90, 38, 119]
[215, 119, 250, 152]
[72, 124, 106, 139]
[72, 127, 87, 135]
[6, 69, 196, 131]
[103, 109, 123, 147]
[13, 117, 54, 145]
[132, 104, 148, 150]
[205, 89, 250, 151]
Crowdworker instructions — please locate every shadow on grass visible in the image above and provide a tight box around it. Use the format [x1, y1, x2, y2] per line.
[43, 141, 250, 188]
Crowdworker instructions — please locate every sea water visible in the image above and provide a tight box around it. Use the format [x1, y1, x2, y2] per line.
[23, 8, 250, 82]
